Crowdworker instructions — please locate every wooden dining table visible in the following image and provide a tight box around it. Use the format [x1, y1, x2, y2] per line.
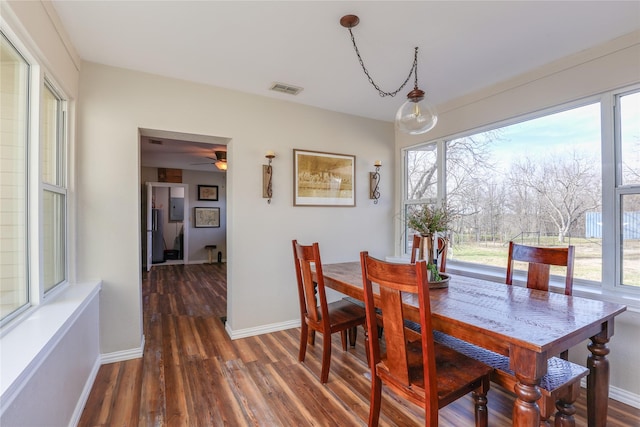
[317, 261, 627, 427]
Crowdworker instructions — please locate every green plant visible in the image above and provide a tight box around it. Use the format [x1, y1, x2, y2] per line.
[406, 203, 457, 235]
[427, 262, 442, 282]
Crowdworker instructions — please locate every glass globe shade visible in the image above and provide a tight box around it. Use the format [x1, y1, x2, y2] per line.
[395, 98, 438, 135]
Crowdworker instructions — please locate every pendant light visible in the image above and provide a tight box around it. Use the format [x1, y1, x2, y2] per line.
[340, 14, 437, 135]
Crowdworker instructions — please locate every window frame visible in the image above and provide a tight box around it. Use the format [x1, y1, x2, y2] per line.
[41, 80, 68, 295]
[401, 87, 639, 298]
[613, 87, 640, 291]
[0, 27, 70, 327]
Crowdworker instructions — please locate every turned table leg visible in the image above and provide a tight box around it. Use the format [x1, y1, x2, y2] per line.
[587, 332, 611, 427]
[513, 376, 542, 427]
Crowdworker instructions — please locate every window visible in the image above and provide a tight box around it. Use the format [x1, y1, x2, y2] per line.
[0, 30, 68, 325]
[0, 33, 30, 321]
[404, 143, 439, 252]
[403, 87, 639, 291]
[42, 83, 67, 292]
[617, 91, 640, 288]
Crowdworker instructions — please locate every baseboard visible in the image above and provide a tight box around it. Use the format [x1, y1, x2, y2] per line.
[68, 355, 101, 427]
[100, 335, 145, 364]
[610, 385, 640, 409]
[580, 377, 640, 409]
[225, 319, 299, 340]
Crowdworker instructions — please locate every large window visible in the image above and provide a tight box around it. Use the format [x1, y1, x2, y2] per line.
[403, 87, 639, 291]
[0, 30, 68, 324]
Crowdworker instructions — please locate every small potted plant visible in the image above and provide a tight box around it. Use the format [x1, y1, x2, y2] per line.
[406, 203, 456, 284]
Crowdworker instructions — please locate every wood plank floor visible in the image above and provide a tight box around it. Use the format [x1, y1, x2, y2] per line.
[78, 263, 640, 426]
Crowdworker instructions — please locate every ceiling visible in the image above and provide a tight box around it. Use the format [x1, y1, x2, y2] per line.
[51, 1, 640, 172]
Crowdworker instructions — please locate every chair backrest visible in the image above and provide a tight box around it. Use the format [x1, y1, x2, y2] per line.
[360, 252, 438, 418]
[410, 234, 448, 272]
[292, 240, 330, 329]
[506, 241, 575, 296]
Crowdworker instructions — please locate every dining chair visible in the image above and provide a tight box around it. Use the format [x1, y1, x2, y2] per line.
[506, 241, 575, 296]
[506, 241, 575, 360]
[292, 240, 366, 384]
[410, 234, 448, 272]
[360, 252, 492, 427]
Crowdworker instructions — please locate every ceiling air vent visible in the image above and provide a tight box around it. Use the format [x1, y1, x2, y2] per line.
[269, 82, 303, 96]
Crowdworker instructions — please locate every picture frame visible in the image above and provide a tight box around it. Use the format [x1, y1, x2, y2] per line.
[197, 185, 218, 201]
[293, 149, 355, 206]
[194, 207, 220, 228]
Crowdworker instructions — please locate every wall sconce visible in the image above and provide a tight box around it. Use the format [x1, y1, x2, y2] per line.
[370, 160, 381, 204]
[263, 151, 275, 204]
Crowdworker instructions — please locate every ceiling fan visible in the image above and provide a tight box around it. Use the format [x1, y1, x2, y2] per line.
[192, 150, 227, 171]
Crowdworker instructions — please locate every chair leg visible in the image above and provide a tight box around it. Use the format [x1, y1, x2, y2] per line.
[364, 329, 370, 365]
[308, 330, 316, 346]
[340, 331, 347, 351]
[368, 373, 383, 427]
[472, 377, 489, 427]
[348, 326, 358, 347]
[320, 332, 332, 383]
[299, 323, 309, 362]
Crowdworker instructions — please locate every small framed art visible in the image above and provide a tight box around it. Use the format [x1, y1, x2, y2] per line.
[198, 185, 218, 201]
[194, 207, 220, 228]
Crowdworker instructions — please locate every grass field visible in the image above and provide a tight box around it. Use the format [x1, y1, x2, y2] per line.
[448, 237, 639, 287]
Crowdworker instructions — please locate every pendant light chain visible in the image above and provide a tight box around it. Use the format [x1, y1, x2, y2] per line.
[347, 28, 418, 98]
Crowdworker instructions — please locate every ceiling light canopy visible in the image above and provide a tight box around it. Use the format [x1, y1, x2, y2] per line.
[340, 14, 437, 135]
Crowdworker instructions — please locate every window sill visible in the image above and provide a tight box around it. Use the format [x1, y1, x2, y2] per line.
[0, 281, 102, 404]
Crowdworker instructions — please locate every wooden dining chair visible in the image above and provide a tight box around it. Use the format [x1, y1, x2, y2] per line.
[292, 240, 366, 384]
[506, 241, 575, 296]
[506, 241, 575, 360]
[410, 234, 448, 272]
[360, 252, 492, 427]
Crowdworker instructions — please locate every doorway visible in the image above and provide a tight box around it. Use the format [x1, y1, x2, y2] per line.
[138, 128, 230, 272]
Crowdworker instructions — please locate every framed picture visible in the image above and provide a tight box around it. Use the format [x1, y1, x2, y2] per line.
[194, 207, 220, 228]
[293, 149, 355, 206]
[197, 185, 218, 201]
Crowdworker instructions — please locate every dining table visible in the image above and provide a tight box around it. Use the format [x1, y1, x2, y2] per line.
[317, 261, 627, 427]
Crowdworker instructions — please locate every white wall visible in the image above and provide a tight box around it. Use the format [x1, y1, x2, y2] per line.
[394, 31, 640, 402]
[76, 62, 395, 353]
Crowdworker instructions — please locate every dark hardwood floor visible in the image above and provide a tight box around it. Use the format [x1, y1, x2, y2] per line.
[78, 263, 640, 426]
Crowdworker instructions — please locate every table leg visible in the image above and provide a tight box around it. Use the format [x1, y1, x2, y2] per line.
[511, 346, 546, 427]
[513, 375, 542, 427]
[587, 333, 611, 427]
